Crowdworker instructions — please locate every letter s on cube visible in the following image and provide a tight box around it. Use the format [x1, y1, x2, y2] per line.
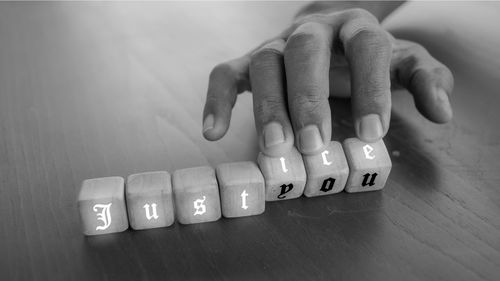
[173, 166, 221, 224]
[77, 177, 129, 236]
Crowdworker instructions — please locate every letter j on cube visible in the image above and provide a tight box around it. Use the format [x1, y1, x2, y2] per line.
[77, 177, 129, 236]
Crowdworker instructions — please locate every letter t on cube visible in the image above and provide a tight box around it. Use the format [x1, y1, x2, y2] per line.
[173, 166, 221, 224]
[126, 171, 175, 230]
[216, 161, 265, 218]
[77, 177, 129, 235]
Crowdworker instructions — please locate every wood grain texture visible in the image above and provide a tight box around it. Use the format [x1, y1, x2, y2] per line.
[0, 1, 500, 281]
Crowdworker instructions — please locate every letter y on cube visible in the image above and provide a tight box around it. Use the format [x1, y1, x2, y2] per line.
[257, 147, 306, 201]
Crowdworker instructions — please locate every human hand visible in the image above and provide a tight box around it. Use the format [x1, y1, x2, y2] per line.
[202, 8, 454, 157]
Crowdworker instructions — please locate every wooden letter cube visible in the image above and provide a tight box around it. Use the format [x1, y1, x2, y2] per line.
[125, 171, 175, 230]
[302, 141, 349, 197]
[257, 147, 306, 201]
[343, 138, 392, 193]
[77, 177, 129, 235]
[216, 161, 265, 218]
[173, 166, 221, 224]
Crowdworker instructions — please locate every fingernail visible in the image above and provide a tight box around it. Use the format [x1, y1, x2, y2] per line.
[436, 88, 453, 118]
[358, 114, 383, 142]
[298, 125, 324, 154]
[263, 122, 285, 148]
[203, 114, 215, 133]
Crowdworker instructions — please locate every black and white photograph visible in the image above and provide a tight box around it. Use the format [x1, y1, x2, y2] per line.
[0, 0, 499, 280]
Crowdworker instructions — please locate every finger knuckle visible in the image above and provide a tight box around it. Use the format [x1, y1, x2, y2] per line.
[285, 22, 329, 55]
[342, 26, 391, 60]
[365, 83, 391, 100]
[394, 40, 454, 94]
[293, 92, 324, 110]
[413, 64, 451, 80]
[210, 62, 234, 81]
[254, 95, 286, 119]
[406, 42, 429, 58]
[250, 47, 283, 70]
[398, 43, 437, 75]
[433, 65, 453, 80]
[343, 8, 377, 23]
[355, 88, 390, 112]
[352, 25, 390, 47]
[292, 13, 329, 27]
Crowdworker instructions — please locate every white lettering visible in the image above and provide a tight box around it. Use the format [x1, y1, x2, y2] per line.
[143, 203, 159, 220]
[280, 157, 288, 173]
[93, 203, 112, 231]
[321, 150, 332, 165]
[363, 144, 375, 160]
[193, 196, 207, 216]
[241, 190, 249, 210]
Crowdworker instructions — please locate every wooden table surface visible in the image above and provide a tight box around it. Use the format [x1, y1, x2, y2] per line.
[1, 2, 499, 281]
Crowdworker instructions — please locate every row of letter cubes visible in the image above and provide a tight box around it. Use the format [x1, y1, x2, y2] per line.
[78, 138, 392, 235]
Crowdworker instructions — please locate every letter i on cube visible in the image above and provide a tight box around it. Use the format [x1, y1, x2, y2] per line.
[216, 161, 265, 218]
[77, 177, 129, 235]
[257, 147, 307, 201]
[302, 141, 349, 197]
[173, 166, 221, 224]
[343, 138, 392, 192]
[126, 171, 175, 230]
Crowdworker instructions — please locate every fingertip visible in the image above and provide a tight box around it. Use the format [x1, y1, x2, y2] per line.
[258, 121, 294, 157]
[411, 70, 454, 123]
[429, 88, 453, 123]
[202, 114, 215, 133]
[202, 114, 229, 141]
[296, 121, 331, 155]
[355, 113, 386, 143]
[260, 141, 295, 158]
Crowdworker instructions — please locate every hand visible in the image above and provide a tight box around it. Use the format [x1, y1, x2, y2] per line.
[202, 8, 454, 157]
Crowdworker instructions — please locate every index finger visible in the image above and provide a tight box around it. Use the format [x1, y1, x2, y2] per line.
[202, 56, 250, 141]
